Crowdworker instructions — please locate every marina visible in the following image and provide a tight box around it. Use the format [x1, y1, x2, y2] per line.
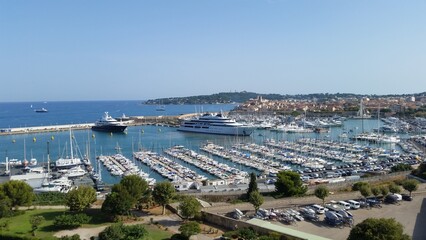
[133, 150, 208, 183]
[164, 145, 248, 184]
[0, 101, 425, 192]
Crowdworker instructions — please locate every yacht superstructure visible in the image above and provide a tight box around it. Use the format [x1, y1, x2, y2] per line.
[178, 113, 253, 136]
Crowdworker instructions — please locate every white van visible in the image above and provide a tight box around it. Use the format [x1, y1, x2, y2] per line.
[311, 204, 325, 214]
[338, 201, 351, 210]
[347, 200, 360, 209]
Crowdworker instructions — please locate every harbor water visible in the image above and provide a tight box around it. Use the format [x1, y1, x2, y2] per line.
[0, 101, 400, 184]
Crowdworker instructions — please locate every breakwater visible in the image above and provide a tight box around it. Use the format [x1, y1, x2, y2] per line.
[0, 114, 196, 136]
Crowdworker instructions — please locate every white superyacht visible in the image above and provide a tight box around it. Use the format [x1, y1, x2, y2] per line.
[177, 112, 253, 136]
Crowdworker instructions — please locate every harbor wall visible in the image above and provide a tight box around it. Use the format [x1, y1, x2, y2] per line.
[0, 115, 184, 136]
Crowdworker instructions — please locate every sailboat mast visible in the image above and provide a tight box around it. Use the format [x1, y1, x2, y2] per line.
[47, 141, 50, 176]
[69, 128, 74, 159]
[24, 138, 26, 162]
[377, 105, 380, 135]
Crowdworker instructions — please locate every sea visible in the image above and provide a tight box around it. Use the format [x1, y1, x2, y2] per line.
[0, 100, 390, 185]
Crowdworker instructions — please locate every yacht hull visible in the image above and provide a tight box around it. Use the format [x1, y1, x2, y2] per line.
[91, 125, 127, 132]
[177, 126, 253, 136]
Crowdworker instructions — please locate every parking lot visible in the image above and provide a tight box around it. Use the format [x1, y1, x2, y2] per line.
[273, 192, 426, 240]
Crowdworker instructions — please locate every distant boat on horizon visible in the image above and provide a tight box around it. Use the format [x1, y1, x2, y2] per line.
[34, 108, 48, 113]
[156, 105, 166, 111]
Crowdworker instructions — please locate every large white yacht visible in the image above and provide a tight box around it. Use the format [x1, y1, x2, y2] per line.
[177, 112, 254, 136]
[92, 112, 127, 132]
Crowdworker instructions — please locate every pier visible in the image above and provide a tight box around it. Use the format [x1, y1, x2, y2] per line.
[133, 150, 206, 183]
[0, 114, 195, 136]
[164, 145, 248, 184]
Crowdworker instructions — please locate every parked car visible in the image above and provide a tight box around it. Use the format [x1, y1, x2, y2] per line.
[392, 193, 402, 201]
[366, 198, 382, 207]
[401, 194, 413, 201]
[384, 194, 398, 204]
[311, 204, 325, 214]
[299, 208, 319, 222]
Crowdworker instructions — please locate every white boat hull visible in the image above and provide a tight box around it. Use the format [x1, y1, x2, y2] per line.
[178, 126, 253, 136]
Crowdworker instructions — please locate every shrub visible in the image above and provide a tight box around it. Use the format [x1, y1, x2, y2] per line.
[352, 182, 369, 191]
[60, 234, 81, 240]
[391, 164, 413, 173]
[170, 233, 187, 240]
[34, 192, 66, 205]
[98, 223, 148, 240]
[54, 213, 91, 229]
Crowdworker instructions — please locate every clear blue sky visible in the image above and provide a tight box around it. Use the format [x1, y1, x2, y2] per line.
[1, 0, 425, 102]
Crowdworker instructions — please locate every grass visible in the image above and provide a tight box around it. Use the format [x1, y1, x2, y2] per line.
[0, 209, 111, 239]
[0, 209, 63, 239]
[145, 224, 173, 240]
[0, 209, 173, 240]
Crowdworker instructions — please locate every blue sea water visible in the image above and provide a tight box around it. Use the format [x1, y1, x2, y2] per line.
[0, 100, 235, 128]
[0, 100, 390, 184]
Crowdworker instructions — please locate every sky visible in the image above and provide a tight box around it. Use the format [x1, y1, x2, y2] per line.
[1, 0, 426, 102]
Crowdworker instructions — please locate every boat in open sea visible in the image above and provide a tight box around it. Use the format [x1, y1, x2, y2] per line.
[34, 108, 48, 113]
[92, 112, 127, 132]
[177, 112, 254, 136]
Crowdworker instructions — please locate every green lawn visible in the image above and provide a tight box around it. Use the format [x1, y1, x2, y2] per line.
[145, 225, 173, 240]
[0, 209, 64, 239]
[0, 209, 173, 240]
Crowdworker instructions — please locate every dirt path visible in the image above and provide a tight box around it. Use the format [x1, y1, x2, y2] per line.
[53, 215, 180, 239]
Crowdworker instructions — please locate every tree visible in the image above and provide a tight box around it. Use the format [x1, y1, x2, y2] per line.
[179, 221, 201, 240]
[380, 185, 389, 196]
[1, 180, 34, 208]
[238, 227, 258, 240]
[29, 215, 44, 236]
[412, 162, 426, 179]
[152, 181, 175, 215]
[402, 179, 419, 197]
[389, 183, 401, 194]
[314, 185, 329, 206]
[102, 190, 133, 216]
[359, 185, 371, 200]
[248, 191, 264, 212]
[99, 223, 125, 240]
[347, 218, 410, 240]
[0, 187, 12, 217]
[115, 175, 149, 207]
[274, 171, 307, 197]
[247, 172, 258, 199]
[371, 186, 381, 198]
[179, 196, 201, 220]
[102, 175, 150, 216]
[66, 185, 96, 212]
[352, 181, 369, 191]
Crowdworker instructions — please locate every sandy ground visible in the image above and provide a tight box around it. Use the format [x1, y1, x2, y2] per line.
[54, 214, 181, 240]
